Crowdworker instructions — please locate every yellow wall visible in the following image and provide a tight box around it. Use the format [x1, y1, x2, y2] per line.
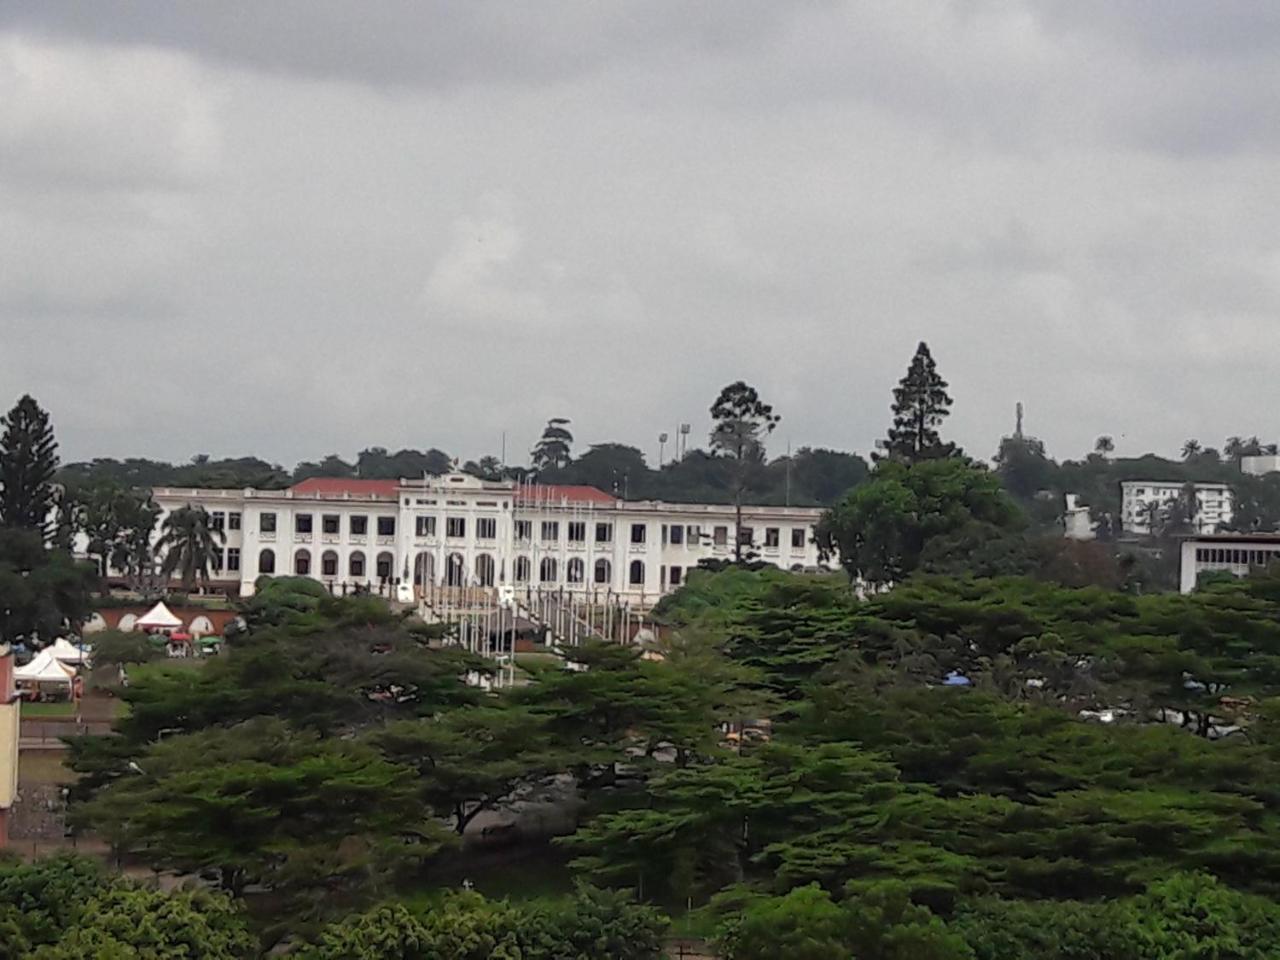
[0, 700, 16, 808]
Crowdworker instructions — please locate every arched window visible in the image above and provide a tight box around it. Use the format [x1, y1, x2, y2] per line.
[376, 551, 394, 581]
[514, 556, 531, 583]
[349, 551, 366, 578]
[414, 552, 434, 586]
[567, 557, 584, 584]
[594, 558, 611, 585]
[629, 560, 645, 586]
[259, 548, 275, 574]
[321, 550, 338, 577]
[446, 553, 466, 587]
[540, 557, 557, 583]
[294, 550, 311, 575]
[475, 554, 496, 587]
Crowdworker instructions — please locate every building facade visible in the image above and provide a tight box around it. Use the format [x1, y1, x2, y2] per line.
[1120, 480, 1234, 535]
[144, 473, 828, 605]
[1179, 533, 1280, 594]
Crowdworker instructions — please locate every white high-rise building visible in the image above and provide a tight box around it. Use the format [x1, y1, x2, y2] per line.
[126, 473, 828, 606]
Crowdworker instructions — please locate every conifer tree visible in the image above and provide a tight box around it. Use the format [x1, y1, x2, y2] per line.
[531, 418, 574, 473]
[710, 381, 780, 561]
[878, 342, 955, 463]
[0, 394, 60, 537]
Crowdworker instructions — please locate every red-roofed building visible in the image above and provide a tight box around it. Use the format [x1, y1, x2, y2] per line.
[289, 477, 399, 499]
[517, 484, 617, 507]
[137, 471, 827, 604]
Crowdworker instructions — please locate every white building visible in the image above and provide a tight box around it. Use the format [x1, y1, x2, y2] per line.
[1241, 455, 1280, 476]
[1179, 533, 1280, 593]
[1120, 480, 1234, 535]
[139, 473, 828, 606]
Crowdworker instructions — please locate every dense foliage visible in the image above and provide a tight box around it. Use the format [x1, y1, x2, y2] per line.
[0, 855, 254, 960]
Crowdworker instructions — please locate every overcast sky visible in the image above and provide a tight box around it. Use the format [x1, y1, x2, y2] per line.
[2, 2, 1278, 469]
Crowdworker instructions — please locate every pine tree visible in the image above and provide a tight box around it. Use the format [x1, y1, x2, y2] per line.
[710, 381, 780, 561]
[531, 418, 574, 473]
[878, 342, 955, 463]
[0, 394, 60, 536]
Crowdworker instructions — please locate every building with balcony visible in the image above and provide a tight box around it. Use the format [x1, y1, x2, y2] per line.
[136, 473, 828, 606]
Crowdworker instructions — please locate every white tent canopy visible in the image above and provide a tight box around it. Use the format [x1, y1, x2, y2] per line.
[15, 649, 74, 685]
[49, 638, 90, 666]
[137, 602, 183, 631]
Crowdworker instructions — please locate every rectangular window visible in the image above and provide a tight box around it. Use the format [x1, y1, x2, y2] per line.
[631, 523, 646, 544]
[515, 520, 532, 541]
[669, 525, 684, 545]
[446, 517, 466, 539]
[209, 511, 225, 531]
[322, 553, 338, 576]
[322, 514, 340, 534]
[260, 512, 277, 533]
[765, 527, 780, 548]
[228, 512, 241, 531]
[541, 521, 560, 542]
[687, 525, 699, 543]
[350, 515, 368, 536]
[227, 547, 240, 572]
[377, 516, 396, 537]
[713, 525, 728, 546]
[595, 522, 613, 543]
[740, 526, 754, 546]
[792, 527, 806, 549]
[415, 516, 436, 537]
[295, 514, 312, 534]
[567, 521, 586, 543]
[210, 549, 223, 572]
[670, 565, 683, 586]
[477, 517, 497, 540]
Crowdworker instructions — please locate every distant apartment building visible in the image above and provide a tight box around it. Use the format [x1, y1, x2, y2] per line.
[1120, 480, 1234, 535]
[97, 473, 828, 606]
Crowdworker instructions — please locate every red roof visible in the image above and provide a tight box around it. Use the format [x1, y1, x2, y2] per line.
[290, 478, 399, 498]
[518, 484, 616, 506]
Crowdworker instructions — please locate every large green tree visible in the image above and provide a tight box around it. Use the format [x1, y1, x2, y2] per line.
[74, 717, 440, 904]
[710, 382, 781, 561]
[878, 342, 956, 463]
[0, 394, 59, 536]
[0, 527, 94, 642]
[156, 504, 226, 590]
[817, 459, 1023, 587]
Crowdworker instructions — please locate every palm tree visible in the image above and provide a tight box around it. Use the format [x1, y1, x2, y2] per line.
[1094, 435, 1115, 457]
[1225, 436, 1245, 464]
[1181, 439, 1202, 461]
[157, 505, 225, 592]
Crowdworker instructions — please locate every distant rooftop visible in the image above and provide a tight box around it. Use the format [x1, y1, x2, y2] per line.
[517, 484, 616, 506]
[289, 477, 399, 498]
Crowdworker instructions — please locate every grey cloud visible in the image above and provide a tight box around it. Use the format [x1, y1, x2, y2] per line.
[2, 3, 1280, 469]
[0, 0, 827, 89]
